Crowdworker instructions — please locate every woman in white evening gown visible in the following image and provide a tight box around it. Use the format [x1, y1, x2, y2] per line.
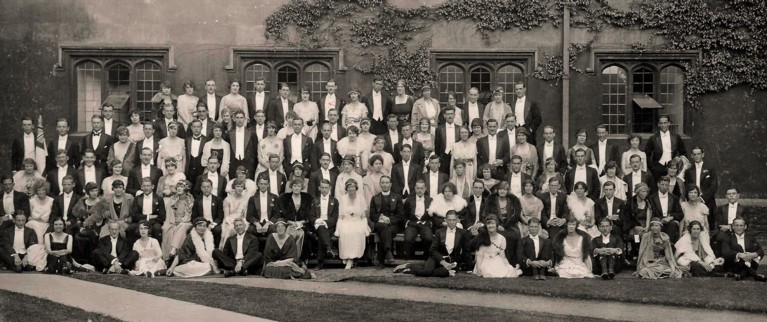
[335, 178, 370, 269]
[552, 217, 595, 278]
[471, 215, 522, 278]
[130, 221, 167, 277]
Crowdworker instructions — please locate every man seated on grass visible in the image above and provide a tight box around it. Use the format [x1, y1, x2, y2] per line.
[91, 221, 138, 274]
[517, 218, 552, 280]
[591, 218, 624, 280]
[721, 217, 766, 282]
[213, 218, 263, 277]
[394, 211, 469, 277]
[0, 213, 46, 272]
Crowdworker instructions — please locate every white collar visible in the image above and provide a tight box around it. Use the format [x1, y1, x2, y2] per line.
[447, 228, 456, 233]
[15, 226, 24, 231]
[659, 192, 668, 198]
[545, 141, 553, 146]
[606, 197, 613, 203]
[660, 130, 669, 136]
[203, 194, 212, 199]
[236, 233, 245, 238]
[577, 165, 587, 170]
[382, 191, 390, 196]
[730, 202, 738, 208]
[416, 195, 424, 200]
[529, 235, 538, 239]
[23, 132, 34, 137]
[735, 233, 745, 239]
[321, 194, 329, 200]
[63, 192, 72, 197]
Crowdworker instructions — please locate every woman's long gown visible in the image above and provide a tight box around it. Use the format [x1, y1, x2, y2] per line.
[131, 237, 167, 275]
[473, 234, 521, 278]
[27, 196, 52, 242]
[335, 194, 370, 260]
[554, 235, 594, 278]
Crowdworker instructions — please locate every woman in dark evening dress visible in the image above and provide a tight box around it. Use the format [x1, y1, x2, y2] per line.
[44, 217, 73, 274]
[262, 219, 314, 279]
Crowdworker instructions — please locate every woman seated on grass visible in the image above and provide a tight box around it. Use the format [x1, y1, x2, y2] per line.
[166, 218, 220, 278]
[635, 217, 682, 279]
[262, 219, 314, 279]
[552, 216, 594, 279]
[674, 220, 724, 277]
[470, 214, 522, 278]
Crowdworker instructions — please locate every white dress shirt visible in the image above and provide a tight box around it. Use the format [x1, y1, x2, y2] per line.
[605, 197, 613, 218]
[574, 166, 587, 187]
[543, 141, 554, 160]
[372, 91, 383, 121]
[255, 124, 265, 141]
[509, 172, 522, 197]
[445, 228, 456, 255]
[269, 171, 279, 195]
[110, 237, 118, 258]
[142, 194, 153, 216]
[259, 192, 270, 222]
[290, 134, 302, 164]
[321, 168, 331, 182]
[549, 193, 558, 217]
[62, 192, 73, 221]
[658, 192, 669, 217]
[207, 172, 219, 197]
[235, 234, 245, 260]
[514, 97, 526, 126]
[402, 161, 411, 195]
[632, 171, 642, 195]
[530, 234, 540, 258]
[235, 127, 245, 160]
[506, 127, 517, 148]
[4, 193, 15, 215]
[191, 136, 202, 158]
[601, 234, 611, 245]
[445, 123, 455, 154]
[57, 165, 68, 193]
[727, 203, 738, 225]
[415, 196, 425, 221]
[254, 92, 266, 112]
[330, 124, 339, 141]
[281, 98, 290, 118]
[429, 172, 439, 198]
[320, 195, 330, 221]
[472, 197, 482, 224]
[323, 139, 335, 169]
[57, 135, 68, 152]
[207, 93, 217, 119]
[83, 165, 97, 186]
[13, 227, 26, 254]
[389, 130, 399, 148]
[660, 131, 673, 165]
[597, 140, 607, 173]
[143, 137, 155, 152]
[467, 102, 480, 123]
[488, 135, 497, 163]
[695, 162, 703, 191]
[91, 132, 102, 152]
[202, 195, 213, 221]
[735, 233, 746, 252]
[104, 119, 114, 136]
[23, 133, 35, 159]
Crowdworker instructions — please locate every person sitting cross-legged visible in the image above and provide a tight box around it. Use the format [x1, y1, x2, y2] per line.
[0, 213, 46, 272]
[213, 217, 263, 277]
[394, 211, 469, 277]
[517, 217, 553, 280]
[721, 217, 765, 282]
[592, 217, 624, 280]
[91, 221, 138, 274]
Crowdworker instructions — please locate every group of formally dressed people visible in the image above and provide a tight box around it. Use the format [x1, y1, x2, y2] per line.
[3, 77, 763, 282]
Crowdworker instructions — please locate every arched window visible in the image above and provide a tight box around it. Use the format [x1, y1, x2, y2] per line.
[105, 62, 131, 124]
[304, 63, 330, 102]
[244, 63, 271, 100]
[76, 61, 102, 132]
[632, 66, 656, 133]
[660, 65, 684, 133]
[470, 66, 492, 104]
[135, 61, 162, 122]
[276, 65, 299, 100]
[497, 65, 524, 103]
[601, 66, 628, 134]
[438, 65, 464, 104]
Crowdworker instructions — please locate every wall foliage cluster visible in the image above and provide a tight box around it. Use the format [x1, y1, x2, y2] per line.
[266, 0, 767, 106]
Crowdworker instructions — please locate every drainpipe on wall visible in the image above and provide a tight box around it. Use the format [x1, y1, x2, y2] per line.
[562, 5, 570, 148]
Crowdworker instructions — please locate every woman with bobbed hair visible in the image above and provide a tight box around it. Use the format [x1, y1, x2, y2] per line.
[13, 158, 43, 194]
[552, 216, 594, 278]
[621, 134, 647, 176]
[219, 80, 249, 121]
[107, 126, 137, 173]
[335, 179, 370, 269]
[470, 214, 522, 278]
[162, 180, 194, 260]
[565, 128, 597, 170]
[293, 86, 320, 139]
[27, 179, 53, 242]
[675, 220, 724, 277]
[428, 182, 468, 228]
[157, 121, 186, 175]
[536, 157, 565, 195]
[176, 80, 199, 125]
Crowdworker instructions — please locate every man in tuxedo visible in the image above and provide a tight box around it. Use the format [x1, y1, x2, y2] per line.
[283, 118, 313, 176]
[77, 150, 105, 195]
[196, 104, 217, 138]
[624, 154, 657, 198]
[154, 104, 187, 139]
[308, 179, 338, 270]
[537, 125, 567, 175]
[498, 114, 518, 156]
[193, 157, 226, 199]
[257, 154, 287, 196]
[518, 218, 553, 280]
[127, 148, 162, 196]
[1, 176, 30, 232]
[476, 119, 509, 180]
[248, 78, 269, 121]
[1, 213, 45, 272]
[91, 222, 138, 274]
[127, 178, 165, 244]
[540, 177, 569, 238]
[591, 218, 625, 279]
[361, 76, 393, 135]
[246, 176, 282, 238]
[323, 108, 347, 142]
[712, 187, 746, 257]
[12, 117, 38, 172]
[402, 181, 432, 260]
[319, 79, 344, 124]
[394, 211, 469, 277]
[507, 155, 533, 198]
[191, 179, 224, 247]
[564, 149, 601, 200]
[81, 115, 114, 172]
[368, 176, 404, 268]
[722, 217, 766, 281]
[590, 124, 620, 175]
[100, 104, 119, 138]
[382, 115, 401, 154]
[464, 87, 484, 128]
[594, 181, 625, 238]
[645, 115, 687, 181]
[47, 118, 81, 171]
[424, 155, 449, 199]
[308, 153, 339, 199]
[213, 218, 263, 277]
[434, 107, 460, 174]
[684, 147, 718, 229]
[46, 149, 80, 197]
[464, 180, 488, 235]
[266, 82, 294, 130]
[50, 176, 81, 234]
[136, 123, 160, 166]
[251, 110, 268, 141]
[512, 82, 542, 146]
[228, 109, 258, 179]
[393, 122, 424, 166]
[311, 123, 341, 173]
[648, 176, 683, 242]
[185, 120, 208, 182]
[200, 79, 222, 121]
[390, 144, 423, 198]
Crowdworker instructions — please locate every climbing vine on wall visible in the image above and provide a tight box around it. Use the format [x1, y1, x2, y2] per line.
[266, 0, 767, 107]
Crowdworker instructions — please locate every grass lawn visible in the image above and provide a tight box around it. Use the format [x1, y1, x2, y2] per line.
[0, 289, 122, 322]
[349, 273, 767, 313]
[72, 273, 608, 322]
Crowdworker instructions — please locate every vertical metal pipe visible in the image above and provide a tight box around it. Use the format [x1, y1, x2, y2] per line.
[562, 5, 571, 148]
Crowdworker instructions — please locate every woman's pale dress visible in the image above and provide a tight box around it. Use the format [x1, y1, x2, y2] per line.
[127, 124, 145, 143]
[341, 103, 367, 129]
[555, 235, 594, 278]
[473, 234, 522, 278]
[335, 194, 370, 259]
[450, 140, 477, 184]
[176, 94, 199, 126]
[202, 139, 231, 176]
[161, 194, 193, 259]
[294, 101, 320, 140]
[680, 201, 710, 236]
[566, 195, 600, 238]
[220, 94, 249, 119]
[599, 176, 628, 201]
[220, 195, 249, 249]
[157, 172, 187, 198]
[511, 143, 539, 177]
[256, 137, 284, 176]
[158, 137, 186, 175]
[621, 150, 648, 176]
[27, 196, 52, 242]
[130, 237, 167, 275]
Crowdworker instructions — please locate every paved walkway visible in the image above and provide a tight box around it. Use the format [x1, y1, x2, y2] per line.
[183, 277, 763, 322]
[0, 274, 271, 322]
